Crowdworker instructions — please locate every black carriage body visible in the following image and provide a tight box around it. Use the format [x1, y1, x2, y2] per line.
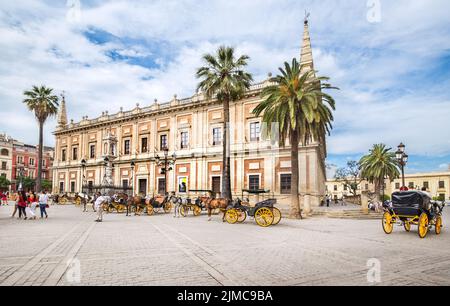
[391, 191, 431, 216]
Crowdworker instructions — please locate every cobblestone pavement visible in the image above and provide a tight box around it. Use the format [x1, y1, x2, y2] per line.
[0, 202, 449, 286]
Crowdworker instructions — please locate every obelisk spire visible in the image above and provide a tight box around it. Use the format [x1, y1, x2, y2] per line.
[57, 92, 68, 128]
[300, 12, 315, 76]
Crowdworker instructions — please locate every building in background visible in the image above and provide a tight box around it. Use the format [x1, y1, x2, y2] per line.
[0, 133, 14, 191]
[11, 141, 54, 191]
[51, 21, 328, 211]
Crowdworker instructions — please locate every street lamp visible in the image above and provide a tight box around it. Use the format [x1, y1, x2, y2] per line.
[130, 160, 135, 195]
[18, 166, 24, 191]
[396, 143, 408, 190]
[81, 159, 86, 193]
[155, 146, 176, 195]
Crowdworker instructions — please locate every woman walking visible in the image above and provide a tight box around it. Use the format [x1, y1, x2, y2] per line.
[28, 191, 38, 220]
[17, 190, 28, 220]
[38, 190, 49, 219]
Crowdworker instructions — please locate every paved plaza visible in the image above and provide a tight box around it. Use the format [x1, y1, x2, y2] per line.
[0, 202, 449, 286]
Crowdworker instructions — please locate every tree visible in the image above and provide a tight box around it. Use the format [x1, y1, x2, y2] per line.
[42, 179, 52, 191]
[253, 58, 338, 218]
[334, 160, 362, 197]
[196, 46, 253, 201]
[359, 144, 400, 201]
[0, 176, 11, 191]
[18, 176, 36, 191]
[23, 85, 59, 192]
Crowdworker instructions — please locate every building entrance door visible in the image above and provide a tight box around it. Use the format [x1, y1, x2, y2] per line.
[211, 176, 221, 197]
[138, 179, 147, 196]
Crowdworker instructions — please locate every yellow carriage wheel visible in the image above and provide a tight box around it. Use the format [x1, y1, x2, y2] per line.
[164, 202, 172, 213]
[116, 205, 125, 214]
[147, 205, 154, 216]
[272, 208, 282, 226]
[193, 205, 202, 216]
[254, 207, 274, 227]
[225, 209, 238, 224]
[403, 221, 411, 232]
[75, 198, 81, 206]
[236, 209, 247, 223]
[418, 213, 429, 239]
[102, 204, 110, 213]
[60, 198, 67, 205]
[382, 212, 394, 234]
[435, 216, 442, 235]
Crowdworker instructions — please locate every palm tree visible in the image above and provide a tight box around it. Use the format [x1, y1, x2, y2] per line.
[23, 85, 59, 192]
[359, 144, 400, 200]
[196, 46, 253, 201]
[253, 58, 337, 219]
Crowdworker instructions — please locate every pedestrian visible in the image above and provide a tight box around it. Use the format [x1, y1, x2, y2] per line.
[326, 195, 330, 207]
[3, 191, 8, 205]
[94, 192, 105, 222]
[27, 191, 38, 220]
[11, 191, 19, 218]
[38, 190, 49, 219]
[17, 190, 28, 220]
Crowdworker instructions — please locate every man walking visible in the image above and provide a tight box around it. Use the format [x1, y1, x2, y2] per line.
[38, 190, 49, 219]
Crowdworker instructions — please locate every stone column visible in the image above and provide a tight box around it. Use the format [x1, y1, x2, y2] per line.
[303, 194, 311, 215]
[361, 191, 369, 214]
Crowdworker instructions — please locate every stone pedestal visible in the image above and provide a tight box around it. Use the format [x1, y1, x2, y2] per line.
[302, 194, 311, 215]
[361, 191, 369, 214]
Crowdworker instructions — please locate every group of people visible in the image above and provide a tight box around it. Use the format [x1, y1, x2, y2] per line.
[10, 190, 50, 220]
[0, 191, 9, 205]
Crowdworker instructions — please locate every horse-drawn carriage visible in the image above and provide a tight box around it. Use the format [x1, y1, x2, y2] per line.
[145, 194, 174, 215]
[225, 189, 282, 227]
[175, 189, 213, 217]
[53, 193, 70, 205]
[382, 191, 445, 238]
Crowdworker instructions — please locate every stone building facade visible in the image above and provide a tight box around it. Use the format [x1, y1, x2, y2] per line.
[52, 21, 327, 211]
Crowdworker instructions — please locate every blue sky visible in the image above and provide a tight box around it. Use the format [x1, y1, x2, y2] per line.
[0, 0, 449, 176]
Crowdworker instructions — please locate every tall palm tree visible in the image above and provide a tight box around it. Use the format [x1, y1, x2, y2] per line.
[196, 46, 253, 201]
[23, 85, 59, 192]
[253, 58, 337, 219]
[359, 144, 400, 200]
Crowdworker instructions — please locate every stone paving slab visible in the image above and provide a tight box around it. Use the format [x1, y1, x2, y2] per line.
[0, 203, 449, 286]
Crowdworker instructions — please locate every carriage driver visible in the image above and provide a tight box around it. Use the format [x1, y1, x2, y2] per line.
[94, 192, 107, 222]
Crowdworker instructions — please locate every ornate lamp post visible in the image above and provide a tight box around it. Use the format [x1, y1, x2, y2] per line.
[395, 143, 409, 190]
[81, 159, 87, 193]
[155, 147, 176, 195]
[17, 166, 25, 191]
[130, 160, 135, 195]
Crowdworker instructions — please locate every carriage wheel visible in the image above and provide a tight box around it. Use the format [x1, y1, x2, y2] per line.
[403, 221, 411, 232]
[60, 198, 67, 205]
[180, 205, 189, 217]
[193, 205, 202, 217]
[103, 204, 110, 213]
[75, 198, 81, 206]
[236, 209, 247, 223]
[147, 205, 154, 216]
[272, 208, 282, 226]
[117, 205, 125, 214]
[163, 202, 172, 214]
[435, 216, 442, 235]
[225, 209, 238, 224]
[382, 211, 394, 234]
[254, 207, 274, 227]
[418, 213, 429, 239]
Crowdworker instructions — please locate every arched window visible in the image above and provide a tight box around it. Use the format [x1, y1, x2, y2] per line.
[0, 149, 9, 156]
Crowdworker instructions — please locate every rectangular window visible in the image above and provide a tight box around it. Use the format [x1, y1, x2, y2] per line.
[212, 128, 221, 146]
[249, 175, 260, 191]
[423, 181, 429, 189]
[1, 162, 7, 170]
[17, 156, 24, 164]
[61, 149, 66, 162]
[250, 122, 260, 141]
[72, 147, 78, 160]
[344, 185, 348, 191]
[122, 179, 129, 189]
[124, 140, 131, 155]
[334, 185, 338, 191]
[70, 181, 76, 193]
[160, 135, 168, 151]
[141, 137, 148, 153]
[29, 158, 35, 166]
[280, 174, 291, 194]
[88, 181, 93, 193]
[439, 181, 445, 189]
[395, 182, 400, 190]
[42, 159, 46, 167]
[180, 132, 189, 149]
[59, 182, 64, 193]
[90, 144, 96, 159]
[158, 178, 166, 195]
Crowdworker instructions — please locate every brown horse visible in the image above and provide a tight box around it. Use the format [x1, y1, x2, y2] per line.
[127, 194, 145, 216]
[205, 198, 230, 221]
